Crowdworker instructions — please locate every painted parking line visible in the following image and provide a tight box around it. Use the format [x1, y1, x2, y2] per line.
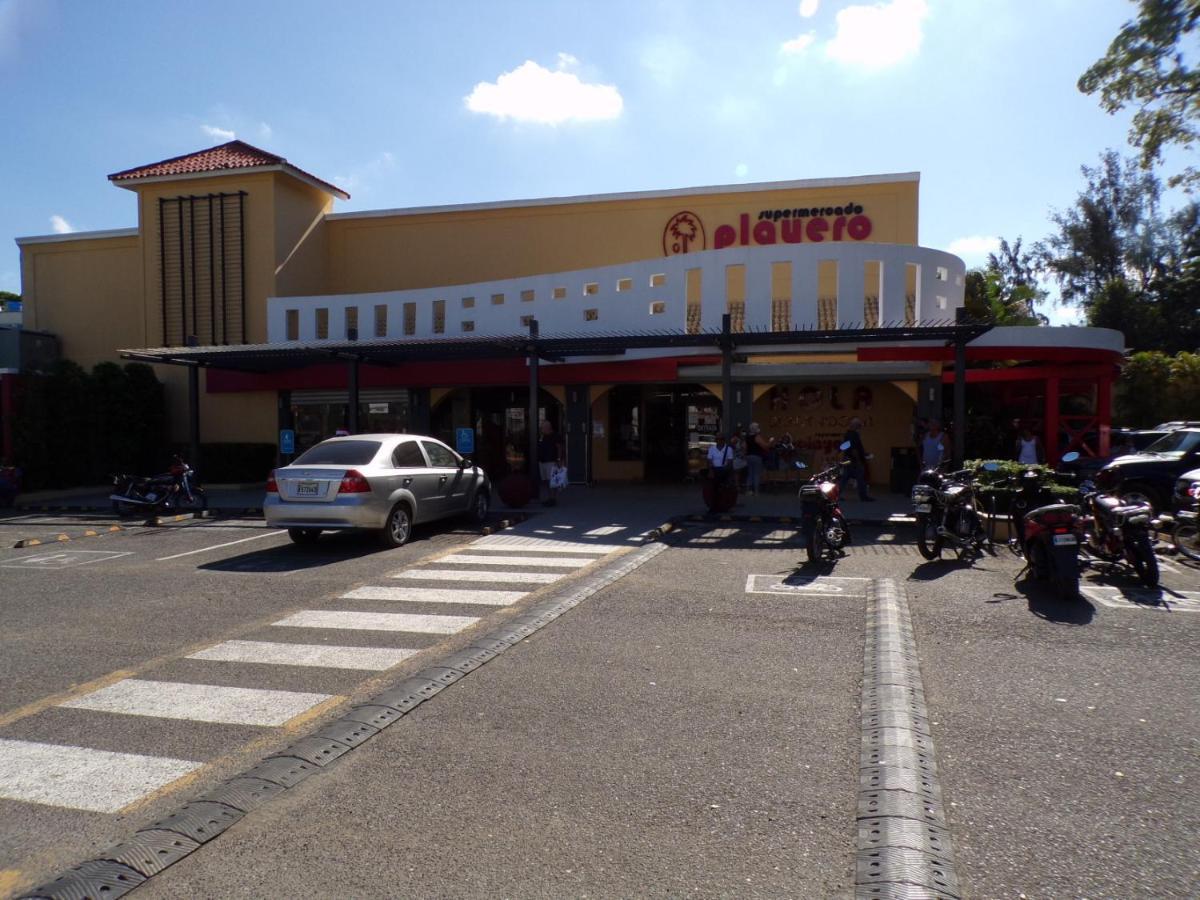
[155, 529, 286, 561]
[60, 679, 335, 727]
[187, 640, 418, 671]
[0, 738, 201, 813]
[440, 553, 595, 568]
[393, 568, 564, 584]
[0, 550, 132, 569]
[343, 586, 526, 606]
[273, 610, 480, 634]
[744, 573, 871, 597]
[1081, 585, 1200, 611]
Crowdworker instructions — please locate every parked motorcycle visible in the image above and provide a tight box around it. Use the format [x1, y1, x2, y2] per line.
[1077, 473, 1159, 588]
[1005, 452, 1085, 601]
[111, 456, 207, 517]
[911, 458, 991, 561]
[795, 441, 852, 563]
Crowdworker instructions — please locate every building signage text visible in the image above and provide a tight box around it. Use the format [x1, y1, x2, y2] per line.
[665, 203, 874, 256]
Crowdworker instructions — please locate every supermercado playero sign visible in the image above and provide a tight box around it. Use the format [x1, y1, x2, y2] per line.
[663, 204, 873, 256]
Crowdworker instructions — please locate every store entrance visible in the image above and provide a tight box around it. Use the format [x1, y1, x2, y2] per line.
[644, 386, 721, 482]
[430, 387, 562, 482]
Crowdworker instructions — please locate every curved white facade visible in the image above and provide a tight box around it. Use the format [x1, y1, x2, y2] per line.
[268, 242, 966, 343]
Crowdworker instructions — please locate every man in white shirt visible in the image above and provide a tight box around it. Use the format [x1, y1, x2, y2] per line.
[707, 433, 734, 484]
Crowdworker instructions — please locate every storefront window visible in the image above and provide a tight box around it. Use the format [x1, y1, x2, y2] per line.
[609, 385, 642, 461]
[291, 394, 411, 454]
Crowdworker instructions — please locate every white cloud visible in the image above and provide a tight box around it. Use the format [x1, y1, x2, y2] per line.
[948, 235, 1000, 262]
[257, 122, 272, 140]
[825, 0, 929, 70]
[780, 32, 816, 54]
[465, 56, 623, 125]
[50, 214, 75, 234]
[734, 162, 749, 179]
[201, 124, 236, 141]
[798, 0, 819, 17]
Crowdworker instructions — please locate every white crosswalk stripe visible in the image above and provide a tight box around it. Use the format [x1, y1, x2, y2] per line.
[440, 554, 595, 568]
[343, 586, 525, 606]
[273, 610, 479, 634]
[60, 679, 334, 727]
[393, 568, 563, 584]
[188, 640, 417, 671]
[468, 536, 621, 553]
[0, 738, 201, 813]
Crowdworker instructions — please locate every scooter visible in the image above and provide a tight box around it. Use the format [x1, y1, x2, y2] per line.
[795, 440, 853, 564]
[1009, 451, 1085, 601]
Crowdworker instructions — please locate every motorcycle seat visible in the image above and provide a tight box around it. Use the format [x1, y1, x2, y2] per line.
[1027, 502, 1079, 518]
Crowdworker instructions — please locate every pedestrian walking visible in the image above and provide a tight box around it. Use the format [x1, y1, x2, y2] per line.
[537, 419, 564, 506]
[920, 419, 945, 470]
[839, 416, 876, 501]
[745, 422, 771, 495]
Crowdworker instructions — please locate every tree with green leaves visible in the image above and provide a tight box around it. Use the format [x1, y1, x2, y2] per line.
[1079, 0, 1200, 190]
[963, 238, 1047, 325]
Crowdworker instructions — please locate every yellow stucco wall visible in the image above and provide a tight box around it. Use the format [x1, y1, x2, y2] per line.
[326, 179, 918, 294]
[19, 234, 144, 370]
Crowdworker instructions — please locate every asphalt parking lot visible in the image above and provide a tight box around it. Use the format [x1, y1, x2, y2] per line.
[1, 509, 1197, 898]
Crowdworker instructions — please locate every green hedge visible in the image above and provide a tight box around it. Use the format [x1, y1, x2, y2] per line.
[965, 459, 1079, 513]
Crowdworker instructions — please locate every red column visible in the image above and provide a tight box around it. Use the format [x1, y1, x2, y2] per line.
[1097, 376, 1113, 457]
[1044, 375, 1060, 465]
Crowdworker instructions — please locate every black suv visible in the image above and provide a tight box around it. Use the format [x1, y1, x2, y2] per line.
[1094, 428, 1200, 512]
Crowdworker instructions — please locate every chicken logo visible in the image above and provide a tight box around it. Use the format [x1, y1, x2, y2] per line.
[663, 211, 705, 256]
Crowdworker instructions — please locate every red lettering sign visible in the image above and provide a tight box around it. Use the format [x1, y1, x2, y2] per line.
[668, 207, 874, 255]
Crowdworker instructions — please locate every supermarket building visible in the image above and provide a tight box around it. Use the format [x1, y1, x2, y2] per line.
[13, 142, 1124, 485]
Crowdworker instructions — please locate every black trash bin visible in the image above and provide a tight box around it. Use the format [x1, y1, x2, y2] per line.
[890, 446, 918, 494]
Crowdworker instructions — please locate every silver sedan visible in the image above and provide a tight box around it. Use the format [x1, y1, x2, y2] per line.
[264, 433, 491, 546]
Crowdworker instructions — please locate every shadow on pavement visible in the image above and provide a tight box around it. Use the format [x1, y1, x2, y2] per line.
[1018, 575, 1096, 625]
[906, 557, 977, 581]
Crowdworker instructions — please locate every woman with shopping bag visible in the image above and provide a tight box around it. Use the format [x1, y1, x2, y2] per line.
[537, 420, 565, 506]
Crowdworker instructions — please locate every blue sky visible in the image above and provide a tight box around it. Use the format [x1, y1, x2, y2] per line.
[0, 0, 1168, 324]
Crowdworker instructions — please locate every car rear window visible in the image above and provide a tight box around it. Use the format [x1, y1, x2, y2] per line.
[294, 440, 382, 465]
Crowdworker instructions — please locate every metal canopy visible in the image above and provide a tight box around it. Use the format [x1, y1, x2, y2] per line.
[118, 320, 991, 373]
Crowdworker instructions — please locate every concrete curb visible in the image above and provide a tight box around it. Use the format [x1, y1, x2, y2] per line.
[855, 578, 961, 898]
[18, 534, 666, 900]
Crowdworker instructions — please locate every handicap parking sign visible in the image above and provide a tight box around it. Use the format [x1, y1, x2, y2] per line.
[455, 427, 475, 454]
[280, 429, 295, 454]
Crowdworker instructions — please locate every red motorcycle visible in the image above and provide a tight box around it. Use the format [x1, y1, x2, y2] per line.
[796, 441, 852, 563]
[1005, 452, 1085, 601]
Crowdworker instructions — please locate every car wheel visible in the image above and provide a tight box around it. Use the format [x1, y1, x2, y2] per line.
[1119, 482, 1161, 514]
[470, 490, 490, 525]
[381, 503, 413, 548]
[288, 528, 321, 545]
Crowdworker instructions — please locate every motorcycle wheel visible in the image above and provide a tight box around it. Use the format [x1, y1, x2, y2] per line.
[1028, 540, 1050, 581]
[112, 499, 139, 518]
[173, 487, 208, 513]
[915, 514, 942, 560]
[805, 527, 820, 563]
[1128, 534, 1160, 588]
[1173, 521, 1200, 562]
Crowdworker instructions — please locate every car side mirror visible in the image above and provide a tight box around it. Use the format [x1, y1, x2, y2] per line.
[459, 458, 471, 469]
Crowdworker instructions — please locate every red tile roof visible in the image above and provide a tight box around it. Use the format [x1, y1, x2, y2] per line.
[108, 140, 348, 198]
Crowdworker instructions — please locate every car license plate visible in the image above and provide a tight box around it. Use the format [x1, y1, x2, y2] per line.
[296, 481, 320, 497]
[1052, 533, 1077, 546]
[914, 503, 931, 513]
